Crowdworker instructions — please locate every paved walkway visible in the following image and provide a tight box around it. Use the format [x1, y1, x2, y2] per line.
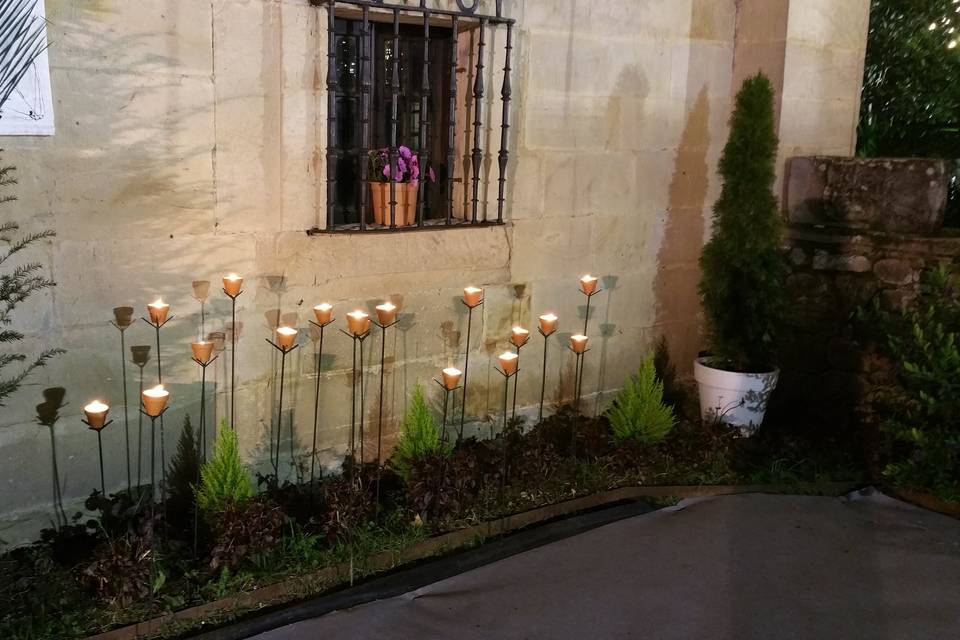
[257, 491, 960, 639]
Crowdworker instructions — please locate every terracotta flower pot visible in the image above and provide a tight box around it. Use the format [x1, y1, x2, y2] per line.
[370, 182, 418, 226]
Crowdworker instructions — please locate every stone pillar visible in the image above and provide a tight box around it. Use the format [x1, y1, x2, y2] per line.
[732, 0, 871, 187]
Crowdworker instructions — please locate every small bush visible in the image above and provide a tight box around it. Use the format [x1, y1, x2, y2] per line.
[870, 266, 960, 499]
[82, 536, 152, 605]
[391, 383, 450, 480]
[606, 357, 676, 444]
[167, 416, 200, 514]
[197, 420, 252, 515]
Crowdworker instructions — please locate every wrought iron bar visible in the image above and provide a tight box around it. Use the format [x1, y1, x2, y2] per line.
[318, 0, 513, 26]
[388, 8, 400, 229]
[446, 15, 458, 225]
[496, 22, 512, 224]
[359, 5, 371, 231]
[469, 19, 486, 223]
[417, 10, 430, 228]
[327, 0, 339, 229]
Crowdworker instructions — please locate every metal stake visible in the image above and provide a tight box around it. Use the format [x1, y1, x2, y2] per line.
[538, 328, 555, 423]
[83, 419, 113, 496]
[109, 319, 133, 492]
[459, 298, 483, 443]
[266, 338, 299, 478]
[224, 288, 243, 430]
[340, 328, 371, 487]
[372, 317, 398, 509]
[308, 318, 333, 491]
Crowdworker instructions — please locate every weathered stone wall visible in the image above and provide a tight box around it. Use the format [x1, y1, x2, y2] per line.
[0, 0, 867, 544]
[780, 156, 960, 429]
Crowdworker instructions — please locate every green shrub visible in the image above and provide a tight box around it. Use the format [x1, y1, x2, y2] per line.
[392, 383, 449, 480]
[869, 266, 960, 500]
[698, 73, 785, 372]
[196, 420, 252, 515]
[606, 358, 676, 444]
[167, 416, 200, 511]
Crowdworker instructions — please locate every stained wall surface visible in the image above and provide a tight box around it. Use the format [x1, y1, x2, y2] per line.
[0, 0, 867, 544]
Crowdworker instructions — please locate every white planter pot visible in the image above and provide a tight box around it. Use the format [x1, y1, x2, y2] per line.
[693, 357, 779, 436]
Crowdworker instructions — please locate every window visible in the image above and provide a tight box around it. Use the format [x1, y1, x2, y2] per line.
[316, 0, 515, 233]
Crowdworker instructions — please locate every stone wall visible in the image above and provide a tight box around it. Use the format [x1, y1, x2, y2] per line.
[780, 156, 960, 429]
[0, 0, 867, 544]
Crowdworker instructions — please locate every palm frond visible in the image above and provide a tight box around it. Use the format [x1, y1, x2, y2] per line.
[0, 0, 47, 110]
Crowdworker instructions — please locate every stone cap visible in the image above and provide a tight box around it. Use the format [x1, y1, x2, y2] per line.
[786, 156, 949, 235]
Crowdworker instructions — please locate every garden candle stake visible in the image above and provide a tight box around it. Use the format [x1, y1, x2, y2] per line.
[110, 306, 134, 492]
[190, 337, 219, 553]
[538, 313, 559, 421]
[459, 287, 484, 442]
[340, 312, 372, 484]
[142, 301, 172, 516]
[82, 400, 112, 496]
[510, 327, 530, 418]
[267, 325, 300, 476]
[373, 302, 400, 508]
[309, 304, 335, 494]
[140, 385, 169, 514]
[222, 274, 244, 431]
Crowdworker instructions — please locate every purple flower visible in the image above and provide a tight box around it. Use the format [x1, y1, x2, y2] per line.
[382, 164, 391, 179]
[398, 145, 412, 160]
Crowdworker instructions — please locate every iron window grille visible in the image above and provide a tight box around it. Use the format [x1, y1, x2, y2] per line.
[311, 0, 515, 233]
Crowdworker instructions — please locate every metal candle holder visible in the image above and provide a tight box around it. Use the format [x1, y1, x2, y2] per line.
[567, 344, 591, 459]
[433, 376, 462, 497]
[266, 335, 299, 478]
[458, 296, 483, 444]
[509, 332, 530, 420]
[139, 405, 169, 522]
[82, 418, 114, 496]
[110, 309, 134, 492]
[191, 351, 220, 464]
[308, 317, 334, 490]
[141, 313, 172, 505]
[494, 363, 518, 494]
[538, 326, 556, 423]
[223, 285, 243, 430]
[372, 315, 398, 507]
[339, 327, 371, 486]
[580, 282, 603, 336]
[130, 346, 151, 491]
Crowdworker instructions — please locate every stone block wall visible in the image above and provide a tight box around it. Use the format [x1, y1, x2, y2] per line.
[0, 0, 867, 544]
[780, 157, 960, 429]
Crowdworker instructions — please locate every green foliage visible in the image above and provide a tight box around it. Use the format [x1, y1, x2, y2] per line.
[606, 358, 677, 443]
[698, 73, 785, 371]
[0, 153, 62, 405]
[391, 382, 449, 480]
[167, 416, 200, 511]
[869, 266, 960, 499]
[858, 0, 960, 158]
[196, 420, 252, 515]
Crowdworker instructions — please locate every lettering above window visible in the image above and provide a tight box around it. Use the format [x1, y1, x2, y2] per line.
[312, 0, 514, 233]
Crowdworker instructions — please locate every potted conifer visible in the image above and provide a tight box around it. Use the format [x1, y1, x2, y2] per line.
[695, 73, 786, 435]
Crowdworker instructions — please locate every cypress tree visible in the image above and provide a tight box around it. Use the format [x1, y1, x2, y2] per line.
[698, 73, 785, 372]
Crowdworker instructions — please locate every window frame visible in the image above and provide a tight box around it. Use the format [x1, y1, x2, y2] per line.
[312, 0, 515, 234]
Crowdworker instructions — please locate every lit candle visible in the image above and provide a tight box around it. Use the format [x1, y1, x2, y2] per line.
[570, 334, 589, 354]
[347, 310, 371, 336]
[538, 313, 558, 336]
[191, 340, 214, 364]
[313, 302, 334, 325]
[510, 326, 530, 348]
[223, 273, 244, 297]
[463, 286, 484, 308]
[276, 326, 298, 351]
[112, 306, 134, 328]
[579, 275, 599, 295]
[142, 385, 170, 417]
[375, 302, 397, 325]
[498, 351, 519, 376]
[147, 298, 170, 325]
[83, 400, 110, 429]
[441, 367, 463, 390]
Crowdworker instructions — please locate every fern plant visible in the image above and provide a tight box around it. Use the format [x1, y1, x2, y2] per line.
[392, 383, 450, 480]
[196, 420, 252, 515]
[606, 358, 677, 444]
[0, 152, 62, 405]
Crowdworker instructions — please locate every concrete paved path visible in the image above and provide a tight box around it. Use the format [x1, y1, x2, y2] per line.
[256, 491, 960, 639]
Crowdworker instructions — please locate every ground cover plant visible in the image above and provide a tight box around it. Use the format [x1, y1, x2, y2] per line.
[0, 352, 872, 640]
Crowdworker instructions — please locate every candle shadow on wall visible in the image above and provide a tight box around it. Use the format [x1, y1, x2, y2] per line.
[590, 275, 619, 416]
[548, 332, 578, 411]
[35, 388, 69, 529]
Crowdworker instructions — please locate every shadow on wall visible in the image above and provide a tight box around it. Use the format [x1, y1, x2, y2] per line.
[653, 87, 710, 375]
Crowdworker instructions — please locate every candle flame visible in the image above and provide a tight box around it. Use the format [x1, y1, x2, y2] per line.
[277, 326, 298, 336]
[144, 384, 168, 397]
[84, 399, 109, 412]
